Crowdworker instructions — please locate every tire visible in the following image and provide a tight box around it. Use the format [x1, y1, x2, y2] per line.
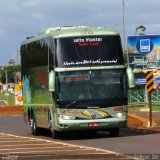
[31, 118, 40, 136]
[51, 129, 59, 139]
[109, 128, 119, 137]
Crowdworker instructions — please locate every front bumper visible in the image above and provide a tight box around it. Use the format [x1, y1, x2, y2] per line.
[55, 117, 127, 132]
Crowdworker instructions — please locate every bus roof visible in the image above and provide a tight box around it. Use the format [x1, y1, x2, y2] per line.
[22, 26, 120, 44]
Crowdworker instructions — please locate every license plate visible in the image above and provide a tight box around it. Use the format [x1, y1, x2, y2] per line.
[88, 122, 100, 127]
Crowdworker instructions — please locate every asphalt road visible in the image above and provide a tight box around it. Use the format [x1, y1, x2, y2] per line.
[0, 116, 160, 159]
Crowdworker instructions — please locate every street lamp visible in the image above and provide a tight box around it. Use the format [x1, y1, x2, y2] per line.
[122, 0, 129, 64]
[122, 0, 125, 53]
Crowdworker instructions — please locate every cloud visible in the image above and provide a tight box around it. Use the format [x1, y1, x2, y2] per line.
[23, 0, 40, 8]
[0, 30, 6, 37]
[32, 12, 45, 20]
[0, 0, 160, 65]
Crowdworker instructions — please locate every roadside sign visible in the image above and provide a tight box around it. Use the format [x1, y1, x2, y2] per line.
[157, 83, 160, 89]
[145, 71, 154, 127]
[140, 39, 151, 53]
[14, 83, 23, 105]
[146, 71, 154, 93]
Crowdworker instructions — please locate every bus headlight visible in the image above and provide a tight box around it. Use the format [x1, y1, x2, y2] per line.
[113, 112, 125, 118]
[59, 115, 76, 120]
[116, 112, 123, 117]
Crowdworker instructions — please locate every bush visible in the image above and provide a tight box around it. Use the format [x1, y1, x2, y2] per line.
[0, 92, 15, 106]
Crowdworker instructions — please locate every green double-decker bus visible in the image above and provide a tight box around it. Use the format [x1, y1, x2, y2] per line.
[21, 26, 135, 138]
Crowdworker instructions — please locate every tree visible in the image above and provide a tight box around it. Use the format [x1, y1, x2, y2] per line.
[0, 65, 21, 84]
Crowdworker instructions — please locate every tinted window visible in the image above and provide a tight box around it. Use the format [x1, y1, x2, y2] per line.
[55, 35, 124, 68]
[56, 69, 128, 107]
[21, 37, 54, 68]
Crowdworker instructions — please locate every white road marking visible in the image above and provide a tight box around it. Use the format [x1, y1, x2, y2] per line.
[0, 139, 44, 143]
[0, 146, 82, 151]
[3, 133, 117, 154]
[0, 132, 135, 159]
[0, 143, 58, 147]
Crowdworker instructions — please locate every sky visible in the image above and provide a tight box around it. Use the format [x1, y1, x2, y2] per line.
[0, 0, 160, 66]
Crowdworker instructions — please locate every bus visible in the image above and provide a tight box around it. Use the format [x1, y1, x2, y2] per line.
[20, 26, 135, 138]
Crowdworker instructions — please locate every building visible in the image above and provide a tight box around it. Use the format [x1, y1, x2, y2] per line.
[8, 59, 15, 66]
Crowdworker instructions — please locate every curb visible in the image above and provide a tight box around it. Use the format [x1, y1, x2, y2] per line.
[128, 113, 160, 134]
[0, 106, 23, 116]
[128, 113, 157, 127]
[127, 126, 160, 134]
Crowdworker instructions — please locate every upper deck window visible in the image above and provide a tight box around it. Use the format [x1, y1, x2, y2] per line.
[55, 35, 124, 68]
[21, 37, 54, 69]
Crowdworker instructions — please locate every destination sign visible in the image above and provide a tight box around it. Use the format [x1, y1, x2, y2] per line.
[55, 35, 124, 67]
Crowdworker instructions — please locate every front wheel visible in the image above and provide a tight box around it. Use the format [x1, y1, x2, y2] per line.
[109, 128, 119, 137]
[51, 129, 60, 139]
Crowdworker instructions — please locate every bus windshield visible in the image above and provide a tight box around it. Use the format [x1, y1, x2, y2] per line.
[55, 35, 124, 68]
[56, 69, 128, 107]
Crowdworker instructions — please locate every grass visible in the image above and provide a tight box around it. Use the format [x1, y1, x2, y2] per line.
[0, 92, 15, 106]
[129, 105, 160, 112]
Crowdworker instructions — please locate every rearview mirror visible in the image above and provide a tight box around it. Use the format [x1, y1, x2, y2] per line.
[49, 70, 55, 92]
[127, 66, 135, 88]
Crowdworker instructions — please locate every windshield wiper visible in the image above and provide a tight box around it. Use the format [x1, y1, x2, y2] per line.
[66, 100, 78, 107]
